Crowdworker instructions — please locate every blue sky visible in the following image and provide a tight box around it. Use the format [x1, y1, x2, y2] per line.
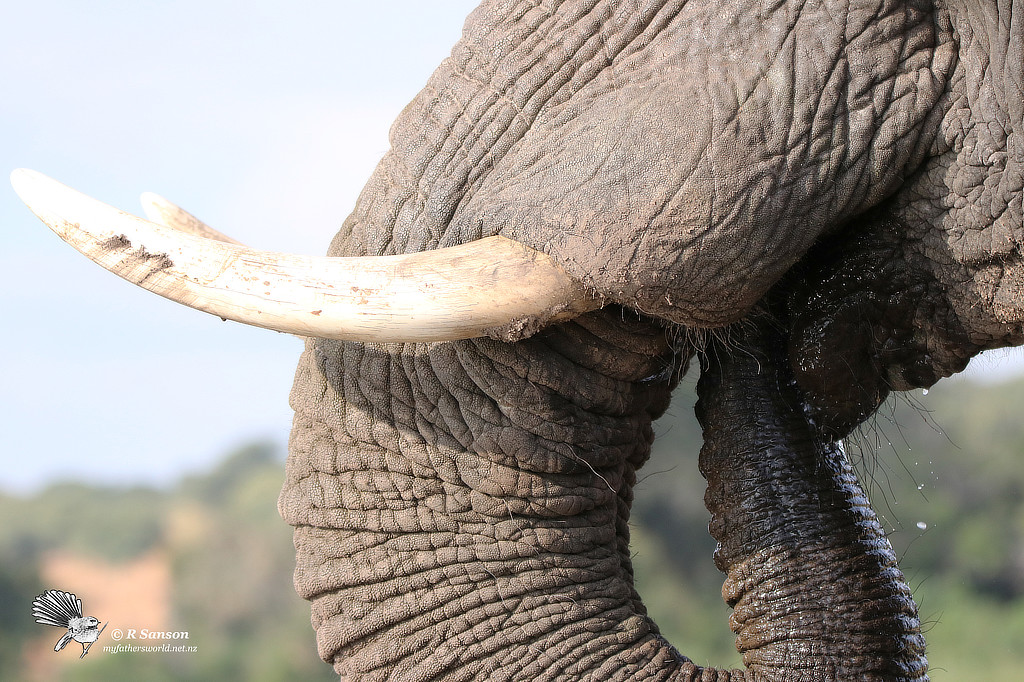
[2, 1, 1023, 493]
[1, 1, 479, 491]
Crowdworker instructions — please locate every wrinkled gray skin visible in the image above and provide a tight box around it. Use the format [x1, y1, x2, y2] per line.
[279, 1, 1023, 679]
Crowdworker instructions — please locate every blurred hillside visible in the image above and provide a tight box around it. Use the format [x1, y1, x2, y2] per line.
[1, 375, 1022, 679]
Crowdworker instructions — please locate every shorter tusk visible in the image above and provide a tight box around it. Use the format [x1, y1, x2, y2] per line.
[140, 192, 243, 245]
[12, 169, 600, 342]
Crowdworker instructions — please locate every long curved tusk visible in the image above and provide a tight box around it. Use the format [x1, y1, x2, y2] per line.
[11, 169, 601, 342]
[140, 192, 244, 245]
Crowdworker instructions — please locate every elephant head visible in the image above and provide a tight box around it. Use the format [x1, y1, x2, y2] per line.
[14, 0, 1023, 679]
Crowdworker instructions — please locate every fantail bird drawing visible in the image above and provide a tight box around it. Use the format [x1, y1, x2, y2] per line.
[32, 589, 104, 658]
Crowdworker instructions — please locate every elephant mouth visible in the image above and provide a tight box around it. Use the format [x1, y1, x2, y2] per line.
[782, 210, 979, 437]
[11, 169, 602, 344]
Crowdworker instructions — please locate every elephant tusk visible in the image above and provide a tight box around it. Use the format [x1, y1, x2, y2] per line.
[140, 191, 244, 245]
[11, 169, 601, 342]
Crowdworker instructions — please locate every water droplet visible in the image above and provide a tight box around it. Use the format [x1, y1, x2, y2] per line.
[922, 389, 929, 395]
[916, 521, 928, 530]
[917, 484, 925, 490]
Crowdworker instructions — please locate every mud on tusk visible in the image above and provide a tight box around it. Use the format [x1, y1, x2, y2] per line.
[10, 169, 600, 342]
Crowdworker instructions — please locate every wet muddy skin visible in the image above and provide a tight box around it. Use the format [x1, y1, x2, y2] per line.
[784, 213, 979, 440]
[695, 315, 927, 679]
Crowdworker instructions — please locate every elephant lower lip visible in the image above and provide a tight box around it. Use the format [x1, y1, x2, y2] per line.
[781, 208, 986, 430]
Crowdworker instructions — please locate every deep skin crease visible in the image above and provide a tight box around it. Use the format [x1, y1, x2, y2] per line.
[279, 0, 1023, 679]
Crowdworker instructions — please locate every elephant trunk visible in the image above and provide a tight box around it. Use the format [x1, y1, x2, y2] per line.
[696, 317, 927, 680]
[282, 307, 927, 680]
[282, 309, 761, 681]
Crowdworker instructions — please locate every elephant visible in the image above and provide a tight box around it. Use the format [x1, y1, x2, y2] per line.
[12, 0, 1023, 679]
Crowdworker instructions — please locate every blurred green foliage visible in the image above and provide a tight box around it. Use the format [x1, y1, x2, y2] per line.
[0, 443, 335, 682]
[0, 548, 42, 680]
[0, 375, 1022, 679]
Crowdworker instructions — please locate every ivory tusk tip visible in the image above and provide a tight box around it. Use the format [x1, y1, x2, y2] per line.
[10, 168, 43, 202]
[10, 167, 32, 183]
[139, 191, 173, 222]
[140, 191, 181, 214]
[139, 190, 163, 207]
[140, 190, 244, 245]
[11, 168, 75, 221]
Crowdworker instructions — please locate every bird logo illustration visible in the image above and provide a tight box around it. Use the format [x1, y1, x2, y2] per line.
[31, 589, 106, 658]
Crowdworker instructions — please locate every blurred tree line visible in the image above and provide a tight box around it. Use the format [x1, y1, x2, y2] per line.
[0, 375, 1022, 679]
